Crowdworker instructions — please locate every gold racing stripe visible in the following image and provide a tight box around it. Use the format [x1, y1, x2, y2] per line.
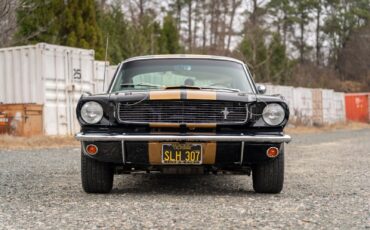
[186, 90, 217, 100]
[186, 123, 217, 128]
[202, 142, 217, 164]
[149, 90, 181, 100]
[149, 123, 181, 128]
[148, 142, 217, 165]
[148, 142, 162, 165]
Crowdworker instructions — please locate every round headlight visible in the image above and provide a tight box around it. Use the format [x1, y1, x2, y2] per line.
[80, 101, 103, 124]
[262, 103, 285, 126]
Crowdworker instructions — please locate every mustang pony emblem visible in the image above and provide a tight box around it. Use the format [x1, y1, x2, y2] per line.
[221, 107, 230, 119]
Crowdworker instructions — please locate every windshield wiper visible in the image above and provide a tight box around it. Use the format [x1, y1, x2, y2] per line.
[120, 83, 161, 88]
[200, 86, 240, 92]
[164, 85, 240, 92]
[164, 85, 201, 90]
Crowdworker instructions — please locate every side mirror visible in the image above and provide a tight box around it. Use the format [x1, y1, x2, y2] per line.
[256, 84, 266, 94]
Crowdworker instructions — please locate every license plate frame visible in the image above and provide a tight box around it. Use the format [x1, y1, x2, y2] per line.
[161, 143, 203, 165]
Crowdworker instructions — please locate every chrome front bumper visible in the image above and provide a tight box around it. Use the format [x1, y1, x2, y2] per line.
[75, 133, 292, 143]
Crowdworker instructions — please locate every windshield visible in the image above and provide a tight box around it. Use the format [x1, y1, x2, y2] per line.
[110, 58, 254, 93]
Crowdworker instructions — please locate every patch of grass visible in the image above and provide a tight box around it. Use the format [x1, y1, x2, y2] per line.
[0, 135, 79, 150]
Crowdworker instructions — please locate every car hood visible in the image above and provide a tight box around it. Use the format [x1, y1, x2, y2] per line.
[107, 89, 285, 103]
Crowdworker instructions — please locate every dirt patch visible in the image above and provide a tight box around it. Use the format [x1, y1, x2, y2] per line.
[0, 135, 79, 150]
[286, 121, 370, 134]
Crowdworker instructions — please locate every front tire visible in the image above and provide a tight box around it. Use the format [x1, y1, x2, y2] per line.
[81, 152, 114, 193]
[252, 144, 284, 194]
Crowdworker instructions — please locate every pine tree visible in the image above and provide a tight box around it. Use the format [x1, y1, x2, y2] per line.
[97, 3, 130, 63]
[17, 0, 104, 58]
[60, 0, 104, 59]
[323, 0, 370, 66]
[159, 13, 181, 54]
[268, 33, 291, 84]
[16, 0, 63, 44]
[239, 34, 268, 82]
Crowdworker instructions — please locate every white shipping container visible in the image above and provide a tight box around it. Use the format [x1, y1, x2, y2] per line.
[107, 65, 118, 88]
[322, 89, 335, 124]
[333, 92, 346, 123]
[293, 87, 313, 124]
[321, 90, 346, 124]
[93, 61, 118, 93]
[0, 43, 97, 135]
[311, 89, 323, 125]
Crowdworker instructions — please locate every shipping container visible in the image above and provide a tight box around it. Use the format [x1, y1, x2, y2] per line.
[0, 112, 8, 134]
[93, 61, 118, 94]
[310, 89, 346, 125]
[322, 89, 336, 124]
[0, 43, 97, 135]
[0, 104, 43, 136]
[345, 93, 369, 123]
[311, 89, 323, 125]
[333, 92, 346, 123]
[293, 87, 313, 124]
[369, 94, 370, 122]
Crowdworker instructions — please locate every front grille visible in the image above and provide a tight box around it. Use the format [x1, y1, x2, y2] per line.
[117, 100, 248, 124]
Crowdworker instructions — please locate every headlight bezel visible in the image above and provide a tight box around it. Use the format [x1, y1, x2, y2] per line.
[80, 101, 104, 124]
[262, 103, 286, 126]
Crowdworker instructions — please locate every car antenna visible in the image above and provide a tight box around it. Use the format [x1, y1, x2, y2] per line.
[103, 33, 109, 92]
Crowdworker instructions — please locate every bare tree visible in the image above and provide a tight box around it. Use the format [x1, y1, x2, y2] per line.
[314, 0, 322, 65]
[225, 0, 241, 53]
[338, 24, 370, 89]
[186, 0, 192, 52]
[199, 0, 207, 52]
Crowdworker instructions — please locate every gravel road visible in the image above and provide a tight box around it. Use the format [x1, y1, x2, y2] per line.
[1, 129, 369, 229]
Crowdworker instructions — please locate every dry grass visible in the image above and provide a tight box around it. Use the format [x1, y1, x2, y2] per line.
[0, 122, 369, 150]
[0, 135, 79, 150]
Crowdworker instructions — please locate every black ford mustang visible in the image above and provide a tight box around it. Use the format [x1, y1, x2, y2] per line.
[75, 55, 291, 194]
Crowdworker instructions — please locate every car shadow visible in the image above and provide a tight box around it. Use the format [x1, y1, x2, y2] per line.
[111, 174, 258, 196]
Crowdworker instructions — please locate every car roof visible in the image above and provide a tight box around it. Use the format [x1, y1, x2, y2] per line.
[121, 54, 245, 65]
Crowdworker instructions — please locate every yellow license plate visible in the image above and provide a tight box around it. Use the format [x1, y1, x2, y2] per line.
[162, 143, 202, 164]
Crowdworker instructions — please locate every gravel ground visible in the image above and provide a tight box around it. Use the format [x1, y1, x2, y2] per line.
[0, 129, 369, 229]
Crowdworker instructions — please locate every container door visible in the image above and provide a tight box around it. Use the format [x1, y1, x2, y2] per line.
[345, 95, 369, 122]
[65, 48, 95, 135]
[41, 44, 94, 135]
[41, 45, 69, 135]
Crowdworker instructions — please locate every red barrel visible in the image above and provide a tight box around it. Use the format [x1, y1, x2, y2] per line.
[345, 94, 369, 122]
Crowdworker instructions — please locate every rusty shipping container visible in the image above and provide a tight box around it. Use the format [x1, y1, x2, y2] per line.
[345, 93, 369, 123]
[0, 104, 43, 136]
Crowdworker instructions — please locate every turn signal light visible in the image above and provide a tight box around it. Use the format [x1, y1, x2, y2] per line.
[86, 144, 98, 155]
[266, 147, 279, 158]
